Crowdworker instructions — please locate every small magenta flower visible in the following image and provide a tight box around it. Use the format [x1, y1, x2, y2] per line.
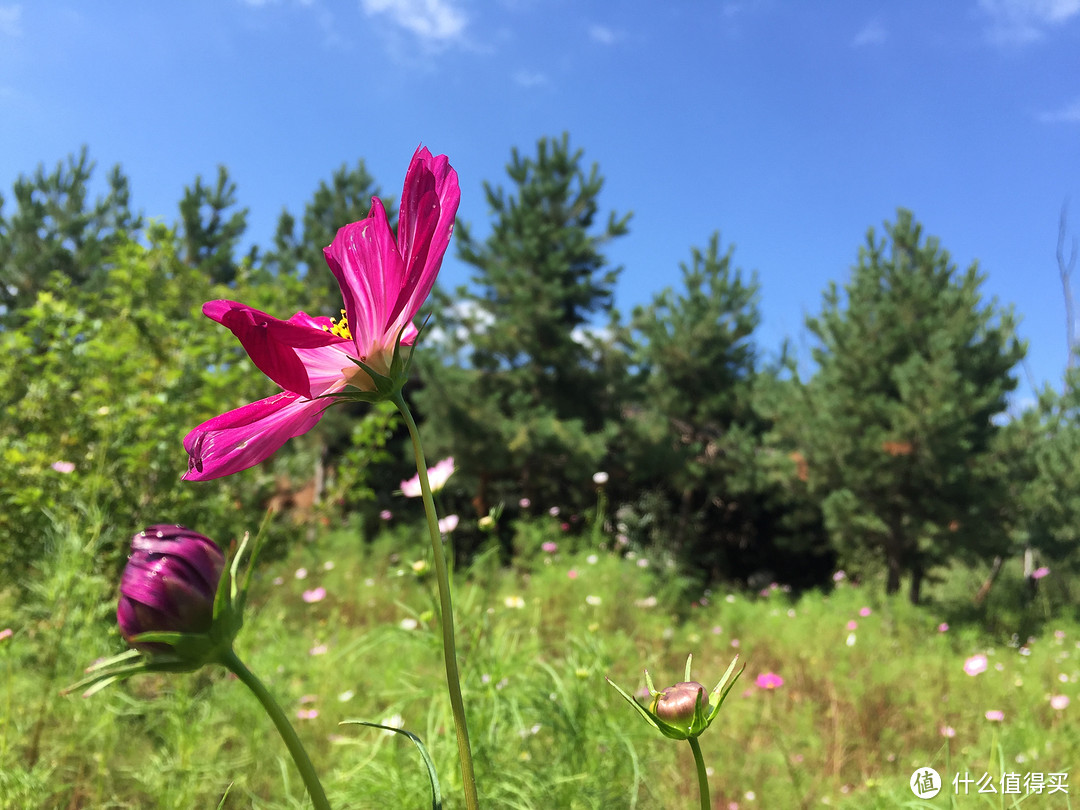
[541, 541, 558, 554]
[985, 709, 1004, 722]
[607, 654, 743, 740]
[1031, 566, 1050, 580]
[183, 147, 459, 481]
[117, 525, 226, 654]
[755, 672, 784, 690]
[302, 587, 327, 604]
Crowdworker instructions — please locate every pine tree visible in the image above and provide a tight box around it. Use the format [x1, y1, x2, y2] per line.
[791, 209, 1024, 602]
[177, 165, 248, 285]
[0, 146, 139, 322]
[416, 134, 630, 517]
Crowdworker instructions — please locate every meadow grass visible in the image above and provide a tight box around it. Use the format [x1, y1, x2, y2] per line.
[1, 514, 1077, 809]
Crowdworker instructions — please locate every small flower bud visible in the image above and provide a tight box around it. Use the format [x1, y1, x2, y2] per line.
[117, 525, 225, 652]
[651, 681, 707, 726]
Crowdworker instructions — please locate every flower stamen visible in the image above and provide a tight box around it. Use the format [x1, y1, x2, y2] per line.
[323, 309, 352, 340]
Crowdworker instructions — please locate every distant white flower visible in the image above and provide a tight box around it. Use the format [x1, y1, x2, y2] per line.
[592, 471, 609, 485]
[504, 595, 525, 609]
[399, 618, 419, 630]
[381, 713, 404, 735]
[585, 595, 602, 606]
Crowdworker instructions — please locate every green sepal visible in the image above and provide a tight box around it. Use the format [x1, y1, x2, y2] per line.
[342, 720, 442, 810]
[606, 654, 744, 741]
[319, 319, 422, 405]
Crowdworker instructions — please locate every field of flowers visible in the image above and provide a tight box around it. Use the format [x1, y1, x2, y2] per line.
[1, 507, 1077, 809]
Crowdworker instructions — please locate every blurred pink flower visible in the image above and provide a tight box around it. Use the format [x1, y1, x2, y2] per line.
[302, 587, 327, 604]
[985, 710, 1004, 722]
[296, 708, 319, 720]
[0, 628, 11, 642]
[938, 623, 949, 632]
[1031, 566, 1050, 580]
[401, 456, 455, 497]
[294, 567, 308, 580]
[1050, 695, 1070, 711]
[519, 497, 531, 508]
[182, 148, 459, 480]
[438, 514, 459, 534]
[940, 725, 956, 738]
[756, 672, 784, 690]
[51, 461, 75, 474]
[963, 654, 988, 677]
[567, 569, 579, 580]
[560, 522, 570, 531]
[846, 620, 858, 631]
[548, 506, 560, 517]
[541, 541, 558, 554]
[379, 509, 393, 521]
[858, 607, 872, 617]
[832, 570, 846, 582]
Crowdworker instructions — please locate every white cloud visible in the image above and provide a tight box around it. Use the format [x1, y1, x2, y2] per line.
[851, 19, 887, 47]
[0, 4, 22, 37]
[588, 24, 619, 45]
[360, 0, 466, 43]
[512, 69, 549, 88]
[979, 0, 1080, 45]
[1039, 96, 1080, 122]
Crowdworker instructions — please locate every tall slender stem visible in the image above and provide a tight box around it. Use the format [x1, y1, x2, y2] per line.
[392, 391, 480, 810]
[220, 648, 332, 810]
[688, 736, 711, 810]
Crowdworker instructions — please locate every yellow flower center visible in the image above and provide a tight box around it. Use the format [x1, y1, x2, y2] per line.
[323, 309, 353, 340]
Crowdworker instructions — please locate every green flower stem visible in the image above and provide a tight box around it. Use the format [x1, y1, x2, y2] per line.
[688, 736, 711, 810]
[392, 390, 480, 810]
[220, 648, 332, 810]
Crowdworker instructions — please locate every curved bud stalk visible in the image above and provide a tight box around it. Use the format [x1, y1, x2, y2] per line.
[65, 524, 332, 810]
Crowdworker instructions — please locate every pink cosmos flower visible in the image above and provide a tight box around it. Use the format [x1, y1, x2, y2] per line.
[182, 147, 459, 480]
[1050, 694, 1070, 710]
[858, 606, 872, 617]
[963, 654, 988, 677]
[1031, 566, 1050, 580]
[438, 514, 459, 534]
[400, 456, 455, 497]
[938, 623, 949, 633]
[756, 672, 784, 690]
[302, 587, 327, 604]
[51, 461, 75, 474]
[985, 709, 1004, 722]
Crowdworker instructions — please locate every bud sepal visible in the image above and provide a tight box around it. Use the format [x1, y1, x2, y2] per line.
[606, 653, 744, 740]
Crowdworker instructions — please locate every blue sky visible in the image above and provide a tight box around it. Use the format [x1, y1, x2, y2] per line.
[2, 1, 1079, 408]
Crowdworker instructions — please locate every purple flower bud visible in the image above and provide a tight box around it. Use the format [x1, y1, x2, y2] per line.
[117, 525, 225, 651]
[650, 681, 707, 726]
